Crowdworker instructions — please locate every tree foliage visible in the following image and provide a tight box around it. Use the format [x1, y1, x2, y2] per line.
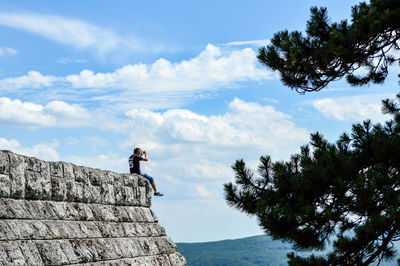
[225, 95, 400, 265]
[225, 1, 400, 265]
[258, 0, 400, 93]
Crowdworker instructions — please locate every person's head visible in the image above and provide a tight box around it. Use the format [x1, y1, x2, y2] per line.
[134, 147, 142, 155]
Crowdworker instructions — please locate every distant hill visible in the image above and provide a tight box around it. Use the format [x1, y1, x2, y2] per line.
[177, 235, 294, 266]
[177, 235, 398, 266]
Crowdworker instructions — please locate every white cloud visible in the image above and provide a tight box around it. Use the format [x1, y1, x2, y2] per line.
[0, 12, 143, 58]
[0, 47, 17, 56]
[0, 137, 60, 161]
[0, 97, 91, 128]
[0, 71, 59, 91]
[0, 45, 275, 110]
[226, 39, 270, 47]
[313, 94, 392, 123]
[64, 44, 273, 92]
[125, 97, 308, 149]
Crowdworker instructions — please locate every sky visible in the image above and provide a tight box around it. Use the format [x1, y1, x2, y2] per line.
[0, 0, 398, 243]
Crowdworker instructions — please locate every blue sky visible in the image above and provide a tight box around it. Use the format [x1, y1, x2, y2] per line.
[0, 0, 398, 243]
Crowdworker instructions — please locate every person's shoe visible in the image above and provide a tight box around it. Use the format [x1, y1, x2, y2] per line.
[154, 192, 164, 196]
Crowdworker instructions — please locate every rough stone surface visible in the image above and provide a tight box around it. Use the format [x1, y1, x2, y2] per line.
[0, 150, 186, 266]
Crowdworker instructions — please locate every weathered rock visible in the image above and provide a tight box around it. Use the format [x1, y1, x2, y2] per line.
[0, 150, 186, 266]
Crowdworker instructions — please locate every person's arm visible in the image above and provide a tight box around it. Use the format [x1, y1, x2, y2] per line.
[142, 150, 149, 161]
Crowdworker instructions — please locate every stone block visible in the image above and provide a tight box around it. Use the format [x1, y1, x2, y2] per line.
[95, 238, 118, 260]
[74, 181, 83, 202]
[79, 221, 102, 238]
[65, 204, 79, 221]
[65, 179, 76, 201]
[76, 202, 94, 221]
[0, 199, 22, 219]
[126, 207, 145, 222]
[63, 162, 75, 180]
[91, 185, 101, 203]
[89, 168, 102, 186]
[60, 240, 80, 264]
[123, 186, 134, 205]
[18, 221, 42, 240]
[117, 238, 137, 258]
[101, 183, 115, 204]
[24, 156, 42, 172]
[114, 174, 123, 187]
[8, 152, 25, 199]
[158, 236, 178, 254]
[169, 252, 187, 266]
[82, 184, 92, 203]
[69, 239, 95, 263]
[138, 186, 148, 205]
[0, 174, 10, 198]
[0, 244, 8, 263]
[150, 209, 159, 222]
[0, 151, 10, 175]
[91, 205, 117, 222]
[123, 173, 136, 186]
[113, 206, 130, 222]
[19, 241, 44, 266]
[104, 170, 116, 184]
[121, 223, 137, 237]
[42, 171, 52, 199]
[50, 201, 67, 219]
[114, 186, 123, 205]
[137, 174, 149, 186]
[24, 169, 51, 200]
[73, 165, 90, 183]
[97, 222, 119, 238]
[1, 241, 25, 265]
[24, 170, 43, 199]
[36, 241, 70, 265]
[51, 176, 67, 201]
[49, 161, 63, 177]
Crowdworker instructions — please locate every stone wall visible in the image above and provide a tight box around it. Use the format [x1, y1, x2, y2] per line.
[0, 150, 186, 266]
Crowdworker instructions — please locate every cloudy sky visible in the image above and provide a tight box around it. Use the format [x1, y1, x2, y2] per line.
[0, 0, 398, 243]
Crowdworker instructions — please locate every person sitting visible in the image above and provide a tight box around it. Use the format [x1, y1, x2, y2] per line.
[129, 147, 163, 196]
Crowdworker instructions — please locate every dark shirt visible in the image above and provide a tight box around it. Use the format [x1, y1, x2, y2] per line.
[129, 154, 143, 174]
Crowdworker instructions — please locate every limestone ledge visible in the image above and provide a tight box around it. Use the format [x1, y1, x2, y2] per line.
[77, 254, 186, 266]
[0, 219, 166, 241]
[0, 237, 184, 265]
[0, 198, 157, 222]
[0, 150, 152, 207]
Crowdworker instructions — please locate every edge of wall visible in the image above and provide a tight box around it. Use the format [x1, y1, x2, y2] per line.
[0, 150, 186, 265]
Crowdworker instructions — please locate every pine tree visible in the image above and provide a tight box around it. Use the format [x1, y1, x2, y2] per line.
[224, 1, 400, 265]
[257, 0, 400, 93]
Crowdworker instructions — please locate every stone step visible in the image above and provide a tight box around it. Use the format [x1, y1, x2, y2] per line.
[0, 236, 178, 265]
[0, 220, 166, 241]
[0, 198, 158, 222]
[74, 253, 186, 266]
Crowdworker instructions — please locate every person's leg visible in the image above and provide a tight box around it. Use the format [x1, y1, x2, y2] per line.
[141, 173, 161, 194]
[150, 182, 158, 192]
